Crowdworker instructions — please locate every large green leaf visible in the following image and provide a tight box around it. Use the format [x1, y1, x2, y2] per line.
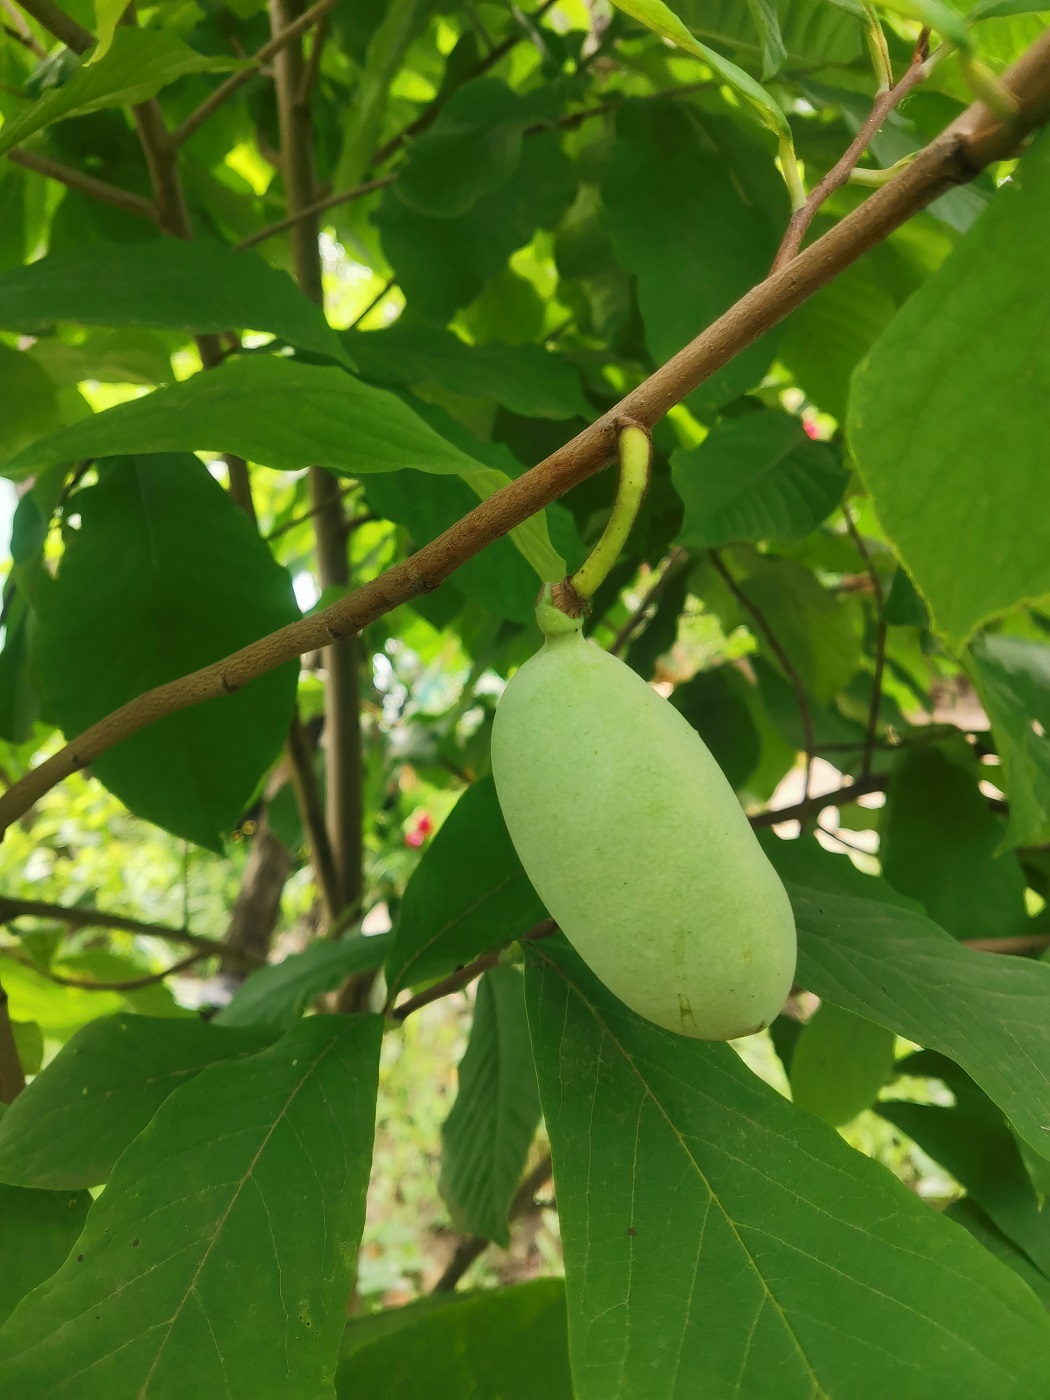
[781, 854, 1050, 1164]
[2, 358, 488, 482]
[0, 345, 60, 461]
[345, 320, 589, 420]
[946, 1198, 1050, 1308]
[33, 454, 300, 850]
[601, 101, 782, 415]
[879, 741, 1029, 939]
[0, 241, 349, 365]
[0, 1185, 90, 1328]
[0, 1016, 382, 1399]
[439, 967, 541, 1247]
[335, 1281, 572, 1398]
[0, 29, 236, 158]
[969, 633, 1050, 851]
[849, 129, 1050, 647]
[525, 936, 1050, 1398]
[672, 410, 848, 548]
[0, 1014, 276, 1189]
[384, 777, 547, 999]
[215, 932, 393, 1030]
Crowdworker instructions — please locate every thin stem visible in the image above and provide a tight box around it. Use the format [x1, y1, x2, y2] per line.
[234, 174, 394, 253]
[964, 934, 1050, 956]
[2, 0, 44, 55]
[264, 485, 358, 542]
[390, 919, 558, 1019]
[0, 977, 25, 1104]
[709, 550, 816, 803]
[609, 547, 688, 658]
[14, 0, 92, 52]
[1, 945, 205, 990]
[748, 773, 889, 830]
[771, 29, 931, 273]
[6, 148, 160, 223]
[3, 34, 1049, 834]
[843, 508, 887, 780]
[297, 10, 328, 104]
[432, 1152, 554, 1292]
[172, 0, 333, 148]
[571, 422, 651, 601]
[346, 276, 397, 331]
[0, 896, 264, 965]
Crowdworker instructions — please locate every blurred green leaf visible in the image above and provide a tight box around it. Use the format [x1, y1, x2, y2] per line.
[790, 1002, 895, 1126]
[439, 967, 541, 1247]
[216, 932, 393, 1030]
[969, 633, 1050, 851]
[672, 411, 848, 548]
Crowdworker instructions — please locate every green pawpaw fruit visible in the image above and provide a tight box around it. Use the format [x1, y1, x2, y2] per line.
[491, 590, 797, 1040]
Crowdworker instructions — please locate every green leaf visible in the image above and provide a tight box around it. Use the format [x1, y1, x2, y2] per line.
[0, 241, 350, 365]
[669, 664, 761, 789]
[33, 454, 300, 850]
[395, 77, 563, 218]
[525, 935, 1050, 1398]
[335, 1280, 572, 1398]
[607, 0, 793, 140]
[879, 741, 1029, 939]
[0, 29, 238, 158]
[11, 1019, 43, 1077]
[782, 860, 1050, 1164]
[849, 129, 1050, 647]
[384, 777, 548, 999]
[674, 0, 861, 66]
[375, 130, 575, 321]
[744, 0, 786, 74]
[0, 1015, 383, 1399]
[879, 1100, 1050, 1276]
[601, 102, 782, 415]
[871, 0, 972, 47]
[215, 932, 393, 1030]
[439, 967, 541, 1247]
[0, 955, 123, 1039]
[946, 1199, 1050, 1308]
[0, 1013, 275, 1189]
[789, 1002, 895, 1126]
[0, 345, 60, 461]
[969, 633, 1050, 851]
[346, 321, 589, 419]
[3, 357, 491, 483]
[672, 411, 848, 549]
[738, 555, 861, 702]
[0, 1185, 90, 1328]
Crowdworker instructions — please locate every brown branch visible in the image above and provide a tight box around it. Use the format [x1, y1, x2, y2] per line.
[286, 710, 343, 926]
[171, 0, 334, 148]
[748, 773, 890, 830]
[0, 895, 264, 966]
[1, 944, 205, 990]
[297, 9, 328, 105]
[390, 919, 558, 1020]
[0, 977, 26, 1104]
[6, 148, 160, 223]
[710, 549, 816, 802]
[771, 30, 931, 273]
[3, 32, 1050, 835]
[843, 508, 888, 781]
[263, 483, 358, 541]
[14, 0, 92, 52]
[433, 1152, 554, 1292]
[609, 547, 688, 657]
[347, 276, 397, 331]
[964, 934, 1050, 956]
[234, 174, 395, 253]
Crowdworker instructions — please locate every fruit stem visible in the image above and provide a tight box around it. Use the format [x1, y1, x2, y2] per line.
[569, 421, 652, 602]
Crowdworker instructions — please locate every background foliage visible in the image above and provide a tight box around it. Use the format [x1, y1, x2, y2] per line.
[1, 0, 1050, 1395]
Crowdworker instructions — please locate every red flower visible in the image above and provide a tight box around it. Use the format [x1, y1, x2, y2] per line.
[405, 811, 434, 848]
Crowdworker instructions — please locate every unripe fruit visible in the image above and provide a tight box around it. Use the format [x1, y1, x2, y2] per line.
[491, 595, 796, 1040]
